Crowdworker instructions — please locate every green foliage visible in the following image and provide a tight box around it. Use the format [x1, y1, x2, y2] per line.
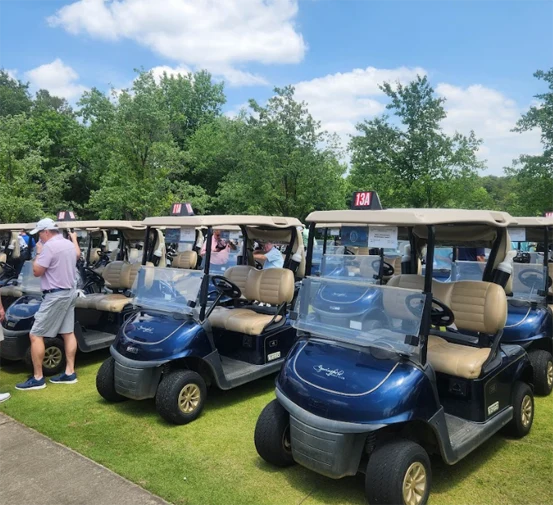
[0, 70, 32, 117]
[191, 86, 347, 220]
[506, 69, 553, 215]
[349, 76, 485, 208]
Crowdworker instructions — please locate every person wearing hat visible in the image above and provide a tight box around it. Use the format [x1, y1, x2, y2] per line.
[253, 241, 284, 269]
[0, 295, 11, 402]
[15, 218, 81, 391]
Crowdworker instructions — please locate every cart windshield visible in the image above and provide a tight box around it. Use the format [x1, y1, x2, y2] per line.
[133, 266, 203, 314]
[295, 277, 426, 360]
[319, 254, 383, 282]
[208, 229, 244, 274]
[511, 263, 549, 302]
[19, 261, 42, 294]
[451, 260, 486, 281]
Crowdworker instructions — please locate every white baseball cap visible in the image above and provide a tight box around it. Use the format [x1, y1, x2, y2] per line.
[30, 218, 58, 235]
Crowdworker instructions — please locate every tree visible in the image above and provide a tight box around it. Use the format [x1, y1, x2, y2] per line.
[80, 70, 209, 219]
[349, 76, 485, 208]
[506, 68, 553, 215]
[191, 86, 347, 220]
[0, 114, 49, 222]
[0, 70, 32, 117]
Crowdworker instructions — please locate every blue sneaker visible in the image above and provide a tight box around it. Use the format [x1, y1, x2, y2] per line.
[15, 377, 46, 390]
[50, 372, 78, 384]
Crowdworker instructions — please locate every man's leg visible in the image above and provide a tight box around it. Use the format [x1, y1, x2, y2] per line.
[61, 332, 77, 375]
[29, 334, 45, 379]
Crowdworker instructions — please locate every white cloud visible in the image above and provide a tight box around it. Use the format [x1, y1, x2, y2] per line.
[437, 83, 542, 174]
[6, 69, 18, 80]
[149, 65, 192, 83]
[288, 67, 540, 175]
[48, 0, 305, 86]
[293, 66, 426, 137]
[25, 59, 88, 100]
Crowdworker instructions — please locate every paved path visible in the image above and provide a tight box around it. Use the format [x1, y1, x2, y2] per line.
[0, 413, 171, 505]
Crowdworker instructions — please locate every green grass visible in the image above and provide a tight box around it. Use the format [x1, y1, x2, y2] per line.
[1, 351, 552, 505]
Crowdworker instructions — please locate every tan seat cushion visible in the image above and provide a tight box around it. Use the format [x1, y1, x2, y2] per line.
[224, 266, 256, 294]
[225, 311, 282, 335]
[208, 307, 254, 329]
[172, 251, 198, 270]
[95, 294, 132, 313]
[245, 268, 294, 305]
[75, 294, 104, 309]
[0, 285, 23, 298]
[427, 335, 491, 379]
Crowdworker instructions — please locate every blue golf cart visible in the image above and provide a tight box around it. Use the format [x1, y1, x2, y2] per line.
[255, 202, 534, 505]
[95, 214, 305, 425]
[0, 220, 146, 376]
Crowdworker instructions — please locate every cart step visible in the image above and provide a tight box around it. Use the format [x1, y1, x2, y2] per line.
[220, 356, 283, 388]
[80, 330, 116, 352]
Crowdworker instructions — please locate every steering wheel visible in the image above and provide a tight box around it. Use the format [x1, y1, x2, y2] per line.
[0, 262, 16, 276]
[517, 268, 550, 290]
[211, 275, 242, 299]
[430, 298, 455, 327]
[371, 259, 395, 277]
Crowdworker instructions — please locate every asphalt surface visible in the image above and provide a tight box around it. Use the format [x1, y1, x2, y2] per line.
[0, 412, 171, 505]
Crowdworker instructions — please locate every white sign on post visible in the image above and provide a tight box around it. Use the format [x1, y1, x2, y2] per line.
[368, 226, 399, 249]
[179, 227, 196, 243]
[508, 228, 526, 242]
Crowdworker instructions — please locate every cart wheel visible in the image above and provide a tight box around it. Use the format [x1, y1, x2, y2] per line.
[528, 350, 553, 396]
[504, 381, 534, 438]
[25, 338, 66, 377]
[155, 370, 206, 425]
[365, 440, 431, 505]
[96, 357, 127, 402]
[254, 399, 294, 467]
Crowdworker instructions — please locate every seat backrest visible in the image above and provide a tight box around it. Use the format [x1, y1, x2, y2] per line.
[449, 281, 507, 334]
[224, 265, 255, 294]
[102, 261, 131, 290]
[89, 248, 102, 264]
[9, 232, 20, 259]
[172, 251, 198, 270]
[128, 263, 141, 289]
[244, 268, 294, 305]
[0, 252, 6, 273]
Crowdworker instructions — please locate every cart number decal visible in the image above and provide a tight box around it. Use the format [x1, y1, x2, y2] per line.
[488, 401, 499, 415]
[349, 320, 362, 330]
[267, 351, 281, 361]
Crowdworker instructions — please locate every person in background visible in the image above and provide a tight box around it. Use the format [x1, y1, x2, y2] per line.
[15, 218, 81, 391]
[457, 247, 486, 262]
[254, 241, 284, 269]
[19, 230, 35, 261]
[0, 295, 11, 402]
[200, 229, 236, 265]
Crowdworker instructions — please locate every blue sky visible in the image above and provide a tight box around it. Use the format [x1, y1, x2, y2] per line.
[1, 0, 551, 174]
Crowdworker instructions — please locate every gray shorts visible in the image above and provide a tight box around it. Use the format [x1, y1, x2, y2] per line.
[31, 289, 77, 338]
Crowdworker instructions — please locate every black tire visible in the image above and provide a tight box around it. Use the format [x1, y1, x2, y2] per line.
[504, 381, 534, 438]
[25, 338, 66, 377]
[365, 440, 431, 505]
[155, 370, 207, 425]
[528, 349, 553, 396]
[254, 399, 294, 467]
[96, 358, 127, 403]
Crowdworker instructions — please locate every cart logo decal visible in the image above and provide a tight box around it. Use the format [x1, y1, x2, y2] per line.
[126, 346, 139, 354]
[487, 401, 499, 416]
[313, 365, 345, 379]
[136, 325, 154, 334]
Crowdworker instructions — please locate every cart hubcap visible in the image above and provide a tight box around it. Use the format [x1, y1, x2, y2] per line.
[178, 384, 201, 414]
[43, 347, 63, 368]
[521, 395, 533, 427]
[546, 361, 553, 388]
[282, 426, 291, 454]
[402, 462, 427, 505]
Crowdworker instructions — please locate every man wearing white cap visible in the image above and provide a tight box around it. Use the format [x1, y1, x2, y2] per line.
[16, 218, 81, 390]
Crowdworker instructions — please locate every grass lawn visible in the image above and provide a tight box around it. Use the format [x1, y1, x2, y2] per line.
[1, 350, 552, 505]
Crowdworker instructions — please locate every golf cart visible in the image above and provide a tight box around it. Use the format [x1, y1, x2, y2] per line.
[96, 214, 305, 425]
[0, 223, 36, 306]
[0, 220, 145, 376]
[254, 202, 534, 505]
[501, 217, 553, 395]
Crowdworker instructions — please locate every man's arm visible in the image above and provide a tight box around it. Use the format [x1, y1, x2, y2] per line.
[69, 232, 81, 260]
[33, 242, 47, 277]
[0, 295, 5, 321]
[253, 252, 267, 261]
